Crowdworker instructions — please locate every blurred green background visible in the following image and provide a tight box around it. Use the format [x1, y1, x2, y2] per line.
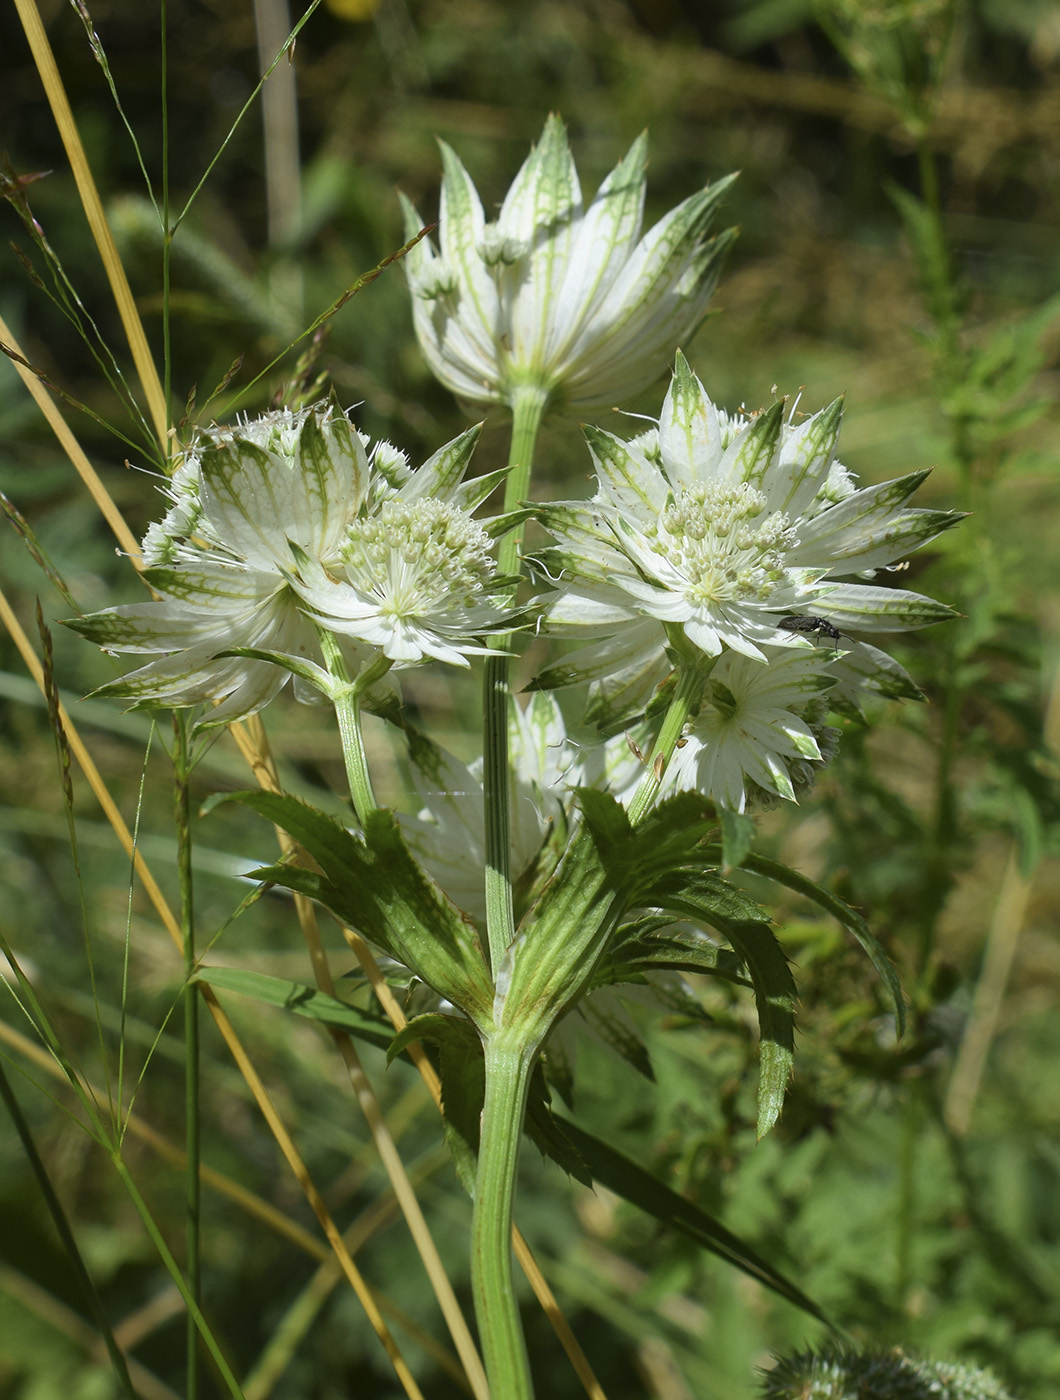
[1, 1, 1058, 1397]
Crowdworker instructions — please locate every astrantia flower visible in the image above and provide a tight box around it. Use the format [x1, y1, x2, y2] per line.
[665, 647, 840, 812]
[292, 491, 515, 667]
[534, 352, 961, 722]
[69, 402, 372, 727]
[401, 115, 737, 414]
[68, 402, 502, 726]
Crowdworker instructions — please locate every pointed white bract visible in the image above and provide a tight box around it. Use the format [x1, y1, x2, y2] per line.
[401, 115, 738, 413]
[666, 647, 840, 813]
[69, 402, 513, 728]
[534, 352, 961, 729]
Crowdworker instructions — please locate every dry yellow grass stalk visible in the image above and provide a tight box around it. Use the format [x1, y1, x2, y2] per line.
[13, 0, 169, 450]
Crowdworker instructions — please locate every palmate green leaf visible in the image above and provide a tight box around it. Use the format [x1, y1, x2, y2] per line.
[193, 967, 395, 1050]
[553, 1115, 831, 1327]
[223, 790, 494, 1022]
[708, 846, 906, 1037]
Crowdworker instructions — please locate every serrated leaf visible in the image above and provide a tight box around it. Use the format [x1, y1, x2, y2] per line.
[634, 867, 795, 1136]
[717, 919, 795, 1138]
[524, 1064, 592, 1186]
[602, 925, 751, 989]
[621, 790, 721, 881]
[222, 790, 493, 1021]
[638, 869, 769, 929]
[574, 785, 634, 849]
[580, 990, 655, 1082]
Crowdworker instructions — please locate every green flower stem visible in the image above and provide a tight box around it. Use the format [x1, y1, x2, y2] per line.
[112, 1155, 247, 1399]
[317, 628, 392, 825]
[497, 384, 549, 576]
[627, 646, 714, 826]
[472, 1032, 539, 1400]
[482, 384, 549, 973]
[174, 713, 200, 1400]
[0, 1062, 138, 1400]
[172, 716, 198, 1400]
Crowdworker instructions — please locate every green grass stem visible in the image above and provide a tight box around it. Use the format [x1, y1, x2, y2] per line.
[0, 1061, 139, 1400]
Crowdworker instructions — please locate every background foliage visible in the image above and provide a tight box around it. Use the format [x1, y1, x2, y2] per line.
[1, 1, 1058, 1397]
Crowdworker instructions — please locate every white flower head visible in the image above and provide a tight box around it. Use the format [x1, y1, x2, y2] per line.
[290, 426, 518, 668]
[666, 646, 840, 812]
[68, 402, 501, 726]
[534, 353, 961, 723]
[401, 115, 737, 414]
[71, 401, 373, 728]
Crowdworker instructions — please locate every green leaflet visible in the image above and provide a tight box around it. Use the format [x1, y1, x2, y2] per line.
[524, 1064, 593, 1187]
[524, 790, 791, 1136]
[634, 865, 769, 927]
[600, 921, 751, 991]
[674, 907, 795, 1139]
[629, 859, 794, 1135]
[719, 806, 757, 870]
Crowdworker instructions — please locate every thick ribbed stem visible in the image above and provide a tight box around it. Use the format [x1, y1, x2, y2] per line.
[471, 1033, 539, 1399]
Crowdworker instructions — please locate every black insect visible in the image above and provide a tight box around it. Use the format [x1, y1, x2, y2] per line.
[777, 614, 843, 653]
